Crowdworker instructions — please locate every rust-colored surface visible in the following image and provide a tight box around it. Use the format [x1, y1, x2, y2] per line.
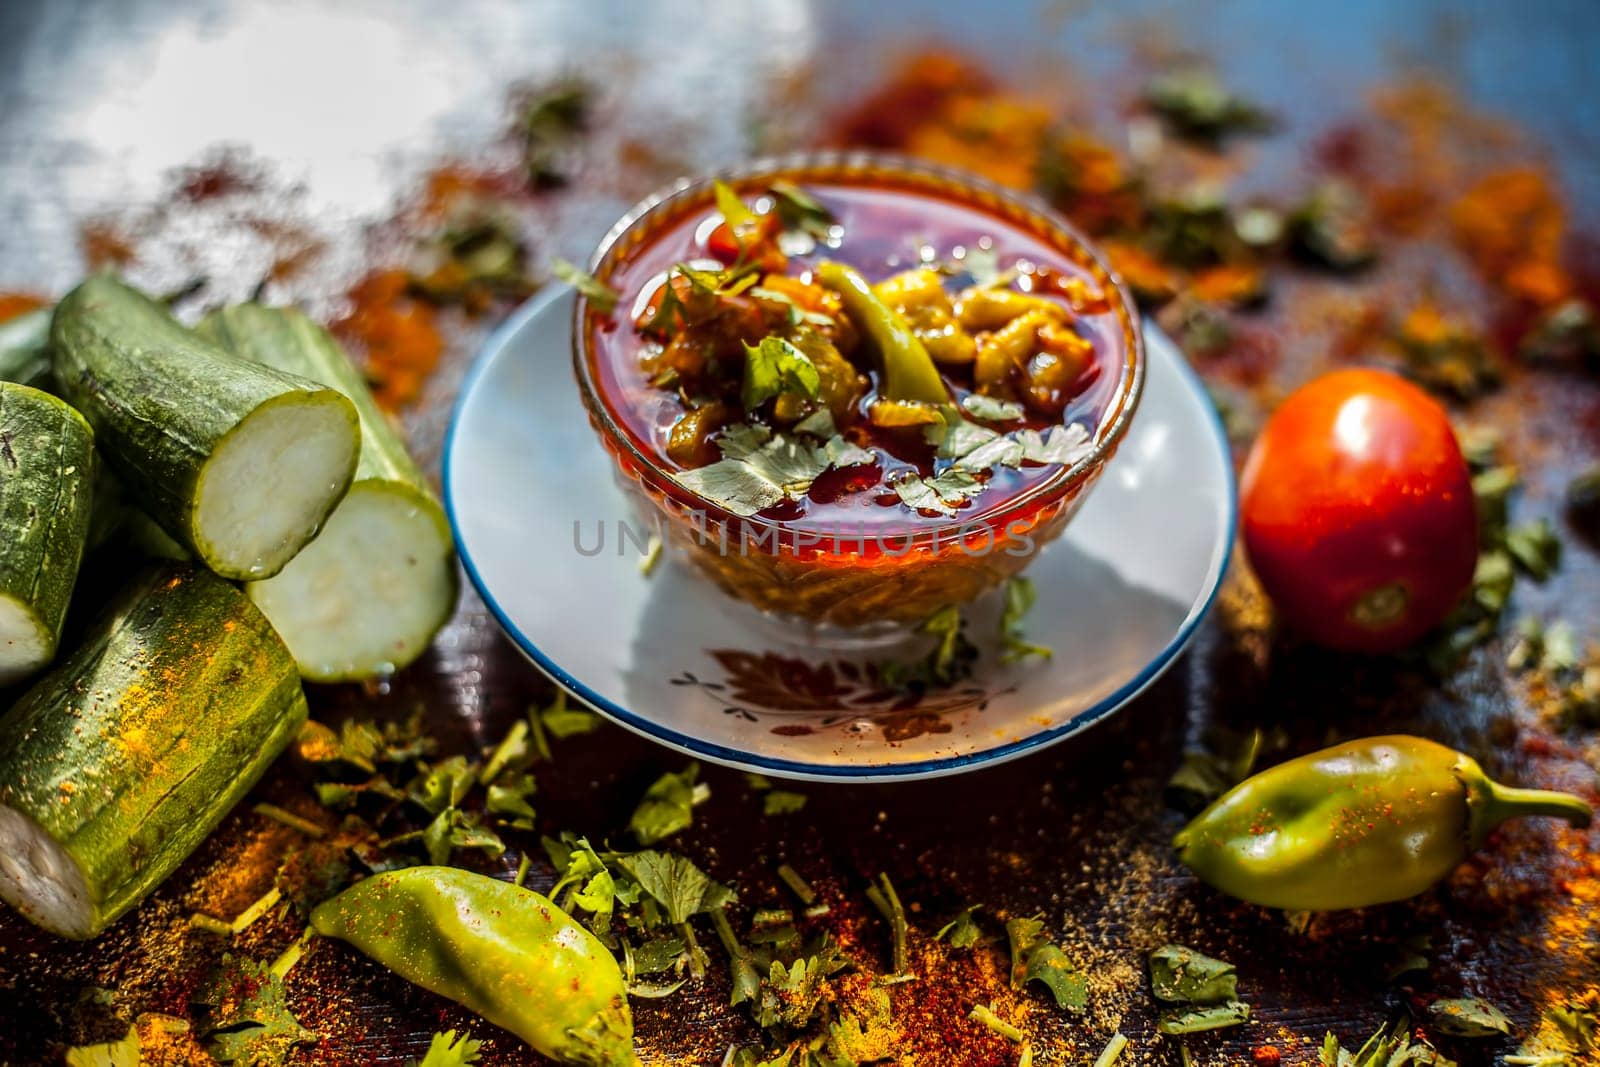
[1, 3, 1598, 1065]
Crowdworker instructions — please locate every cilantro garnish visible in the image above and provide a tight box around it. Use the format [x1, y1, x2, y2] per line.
[1007, 916, 1087, 1013]
[769, 180, 838, 242]
[882, 604, 978, 689]
[715, 179, 758, 233]
[961, 393, 1025, 422]
[1427, 997, 1512, 1039]
[999, 577, 1052, 665]
[1143, 68, 1273, 144]
[743, 336, 822, 411]
[890, 468, 982, 516]
[628, 764, 710, 846]
[1321, 1015, 1457, 1067]
[1164, 726, 1265, 813]
[1017, 424, 1093, 464]
[933, 904, 983, 949]
[64, 1026, 140, 1067]
[409, 1029, 482, 1067]
[550, 257, 620, 313]
[674, 422, 868, 517]
[191, 955, 316, 1065]
[1148, 944, 1249, 1035]
[520, 80, 589, 186]
[1505, 994, 1598, 1066]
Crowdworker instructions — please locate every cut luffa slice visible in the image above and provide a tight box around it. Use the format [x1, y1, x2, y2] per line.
[0, 564, 307, 939]
[0, 383, 96, 684]
[51, 277, 360, 580]
[200, 304, 457, 680]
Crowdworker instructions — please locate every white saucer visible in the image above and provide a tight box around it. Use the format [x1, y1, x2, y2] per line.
[444, 289, 1236, 782]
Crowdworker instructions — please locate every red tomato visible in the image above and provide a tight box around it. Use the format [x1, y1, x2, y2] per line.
[1240, 368, 1478, 653]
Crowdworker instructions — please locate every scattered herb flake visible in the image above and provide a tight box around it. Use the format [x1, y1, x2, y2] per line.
[961, 394, 1026, 422]
[409, 1029, 483, 1067]
[1144, 69, 1274, 143]
[191, 955, 315, 1066]
[1427, 997, 1512, 1039]
[762, 789, 808, 816]
[629, 765, 709, 845]
[551, 257, 620, 313]
[999, 577, 1052, 665]
[1149, 944, 1239, 1004]
[1006, 916, 1087, 1013]
[933, 904, 983, 949]
[891, 468, 983, 515]
[64, 1026, 140, 1067]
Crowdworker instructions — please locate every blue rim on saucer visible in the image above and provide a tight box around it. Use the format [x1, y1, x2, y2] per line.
[444, 288, 1236, 781]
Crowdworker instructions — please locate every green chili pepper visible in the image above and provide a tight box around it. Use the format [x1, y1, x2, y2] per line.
[816, 260, 952, 409]
[311, 866, 636, 1066]
[1174, 735, 1592, 911]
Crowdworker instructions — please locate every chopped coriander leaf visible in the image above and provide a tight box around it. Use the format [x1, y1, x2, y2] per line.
[961, 393, 1025, 422]
[1426, 997, 1512, 1039]
[1506, 518, 1561, 580]
[1288, 182, 1378, 272]
[743, 336, 822, 411]
[1321, 1016, 1455, 1067]
[191, 954, 315, 1066]
[520, 81, 589, 186]
[792, 407, 836, 437]
[1157, 1002, 1251, 1035]
[486, 773, 538, 828]
[770, 180, 838, 241]
[1006, 916, 1087, 1012]
[615, 850, 727, 926]
[762, 789, 808, 816]
[1017, 424, 1093, 465]
[550, 257, 620, 313]
[420, 808, 506, 866]
[1149, 944, 1239, 1003]
[674, 427, 832, 517]
[629, 765, 710, 845]
[1165, 726, 1264, 813]
[479, 720, 530, 784]
[933, 904, 982, 949]
[714, 179, 758, 234]
[1143, 68, 1273, 143]
[882, 604, 979, 690]
[891, 468, 982, 516]
[999, 577, 1052, 665]
[408, 755, 478, 816]
[64, 1026, 140, 1067]
[824, 434, 874, 468]
[409, 1029, 483, 1067]
[539, 690, 604, 739]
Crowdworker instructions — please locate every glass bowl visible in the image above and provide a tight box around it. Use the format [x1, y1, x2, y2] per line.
[571, 151, 1145, 631]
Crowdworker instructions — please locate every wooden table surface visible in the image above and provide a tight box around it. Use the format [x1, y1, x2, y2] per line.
[1, 2, 1598, 1064]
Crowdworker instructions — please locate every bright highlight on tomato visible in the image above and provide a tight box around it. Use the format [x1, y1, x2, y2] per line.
[1240, 368, 1478, 653]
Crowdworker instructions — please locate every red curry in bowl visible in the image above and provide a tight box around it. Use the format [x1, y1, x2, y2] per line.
[573, 154, 1143, 628]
